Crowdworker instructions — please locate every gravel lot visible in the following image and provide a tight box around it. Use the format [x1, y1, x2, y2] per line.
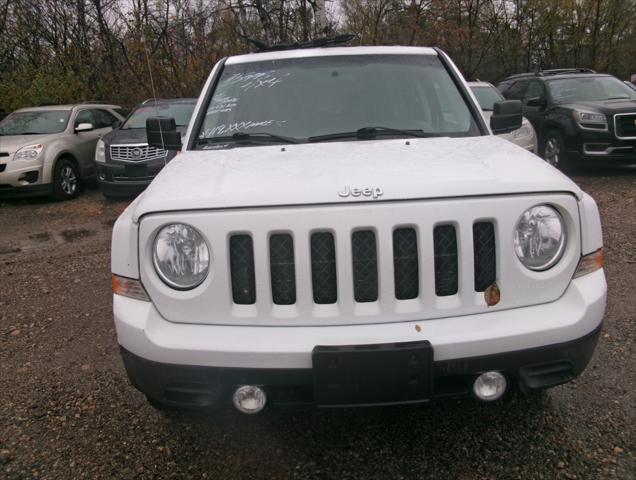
[0, 170, 634, 480]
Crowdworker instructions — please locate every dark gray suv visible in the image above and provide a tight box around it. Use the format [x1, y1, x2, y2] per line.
[95, 98, 196, 199]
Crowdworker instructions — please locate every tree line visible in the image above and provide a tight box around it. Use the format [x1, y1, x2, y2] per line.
[0, 0, 635, 112]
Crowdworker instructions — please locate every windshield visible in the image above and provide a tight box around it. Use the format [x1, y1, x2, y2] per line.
[196, 54, 480, 146]
[0, 110, 70, 135]
[548, 76, 636, 103]
[470, 85, 503, 110]
[123, 103, 195, 129]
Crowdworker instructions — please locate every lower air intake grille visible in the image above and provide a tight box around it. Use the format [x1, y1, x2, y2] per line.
[351, 230, 378, 303]
[269, 234, 296, 305]
[393, 228, 419, 299]
[433, 225, 458, 296]
[229, 235, 256, 304]
[311, 232, 337, 304]
[473, 222, 496, 291]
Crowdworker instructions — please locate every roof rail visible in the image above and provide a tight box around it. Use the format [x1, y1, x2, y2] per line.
[80, 100, 108, 104]
[142, 98, 164, 104]
[540, 68, 596, 76]
[247, 34, 357, 52]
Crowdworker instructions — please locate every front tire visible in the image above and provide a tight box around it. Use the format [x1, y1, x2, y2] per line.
[542, 130, 571, 172]
[53, 158, 80, 200]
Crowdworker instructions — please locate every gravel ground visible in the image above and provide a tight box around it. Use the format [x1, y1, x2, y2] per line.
[0, 171, 634, 480]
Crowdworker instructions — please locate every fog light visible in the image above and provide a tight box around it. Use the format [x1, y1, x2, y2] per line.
[232, 385, 266, 414]
[473, 371, 507, 401]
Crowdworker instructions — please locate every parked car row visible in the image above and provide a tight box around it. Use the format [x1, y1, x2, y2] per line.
[0, 98, 196, 200]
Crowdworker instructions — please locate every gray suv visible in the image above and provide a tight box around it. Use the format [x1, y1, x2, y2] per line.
[0, 103, 124, 199]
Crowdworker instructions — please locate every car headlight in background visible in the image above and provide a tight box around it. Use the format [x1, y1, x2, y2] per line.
[14, 144, 43, 161]
[514, 205, 566, 271]
[573, 111, 607, 130]
[153, 223, 210, 289]
[511, 122, 534, 139]
[95, 139, 106, 163]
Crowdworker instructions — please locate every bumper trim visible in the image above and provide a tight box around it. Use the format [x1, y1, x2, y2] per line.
[120, 322, 602, 408]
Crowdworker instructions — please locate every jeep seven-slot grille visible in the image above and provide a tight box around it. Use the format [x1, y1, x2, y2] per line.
[226, 222, 496, 306]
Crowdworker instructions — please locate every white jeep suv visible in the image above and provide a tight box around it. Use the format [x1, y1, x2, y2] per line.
[111, 45, 606, 413]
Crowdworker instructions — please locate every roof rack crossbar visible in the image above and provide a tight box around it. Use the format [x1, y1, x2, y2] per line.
[247, 34, 357, 52]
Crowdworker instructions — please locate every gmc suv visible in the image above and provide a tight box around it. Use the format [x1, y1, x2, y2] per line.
[111, 44, 606, 414]
[497, 69, 636, 170]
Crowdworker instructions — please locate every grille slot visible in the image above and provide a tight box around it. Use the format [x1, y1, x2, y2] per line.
[433, 225, 458, 296]
[351, 230, 378, 303]
[0, 164, 6, 172]
[269, 234, 296, 305]
[110, 144, 168, 162]
[393, 228, 419, 300]
[229, 235, 256, 304]
[473, 222, 497, 292]
[311, 232, 337, 304]
[614, 113, 636, 139]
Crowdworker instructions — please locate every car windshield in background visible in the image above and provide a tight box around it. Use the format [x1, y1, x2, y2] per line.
[470, 86, 503, 110]
[0, 110, 70, 135]
[196, 54, 481, 147]
[548, 76, 636, 103]
[123, 103, 195, 129]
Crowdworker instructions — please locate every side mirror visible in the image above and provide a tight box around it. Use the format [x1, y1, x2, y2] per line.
[526, 96, 546, 108]
[146, 117, 182, 150]
[75, 123, 94, 133]
[490, 100, 522, 134]
[111, 120, 122, 129]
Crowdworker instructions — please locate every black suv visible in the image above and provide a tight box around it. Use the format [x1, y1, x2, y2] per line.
[497, 69, 636, 170]
[95, 98, 197, 198]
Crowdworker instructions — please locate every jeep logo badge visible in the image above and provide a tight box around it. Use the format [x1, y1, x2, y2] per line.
[338, 185, 384, 199]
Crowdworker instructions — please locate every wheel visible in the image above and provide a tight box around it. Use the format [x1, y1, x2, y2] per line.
[542, 130, 571, 171]
[53, 158, 80, 200]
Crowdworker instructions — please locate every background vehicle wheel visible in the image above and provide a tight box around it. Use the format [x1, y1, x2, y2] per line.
[542, 131, 571, 172]
[53, 158, 80, 200]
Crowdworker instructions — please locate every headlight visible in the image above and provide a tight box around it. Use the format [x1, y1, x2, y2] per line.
[153, 223, 210, 289]
[14, 144, 43, 161]
[511, 124, 533, 139]
[514, 205, 566, 271]
[573, 111, 607, 129]
[95, 139, 106, 163]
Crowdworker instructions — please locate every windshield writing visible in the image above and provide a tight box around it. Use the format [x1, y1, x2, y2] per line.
[197, 55, 480, 146]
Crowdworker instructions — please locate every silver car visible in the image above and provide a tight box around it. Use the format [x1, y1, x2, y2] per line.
[468, 82, 537, 153]
[0, 103, 124, 200]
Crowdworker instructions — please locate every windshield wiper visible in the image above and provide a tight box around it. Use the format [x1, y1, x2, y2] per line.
[308, 126, 436, 143]
[606, 96, 631, 100]
[197, 131, 301, 146]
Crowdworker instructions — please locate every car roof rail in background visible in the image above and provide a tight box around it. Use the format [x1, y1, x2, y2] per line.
[539, 68, 596, 76]
[247, 34, 357, 52]
[80, 100, 108, 104]
[142, 98, 164, 104]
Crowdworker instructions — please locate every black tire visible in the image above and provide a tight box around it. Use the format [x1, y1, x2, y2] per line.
[52, 158, 80, 200]
[542, 130, 572, 172]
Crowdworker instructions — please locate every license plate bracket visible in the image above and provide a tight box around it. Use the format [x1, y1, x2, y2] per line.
[312, 341, 433, 407]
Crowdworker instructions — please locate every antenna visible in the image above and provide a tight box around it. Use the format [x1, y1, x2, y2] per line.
[141, 35, 166, 165]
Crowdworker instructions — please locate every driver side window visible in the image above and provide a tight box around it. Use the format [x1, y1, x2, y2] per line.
[524, 81, 545, 104]
[74, 109, 95, 127]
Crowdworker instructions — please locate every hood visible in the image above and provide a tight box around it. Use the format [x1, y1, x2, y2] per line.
[561, 99, 636, 115]
[103, 126, 188, 145]
[0, 133, 60, 154]
[132, 135, 580, 222]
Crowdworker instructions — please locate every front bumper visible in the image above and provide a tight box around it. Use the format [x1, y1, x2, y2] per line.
[96, 157, 172, 197]
[0, 158, 50, 197]
[568, 129, 636, 165]
[115, 269, 606, 407]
